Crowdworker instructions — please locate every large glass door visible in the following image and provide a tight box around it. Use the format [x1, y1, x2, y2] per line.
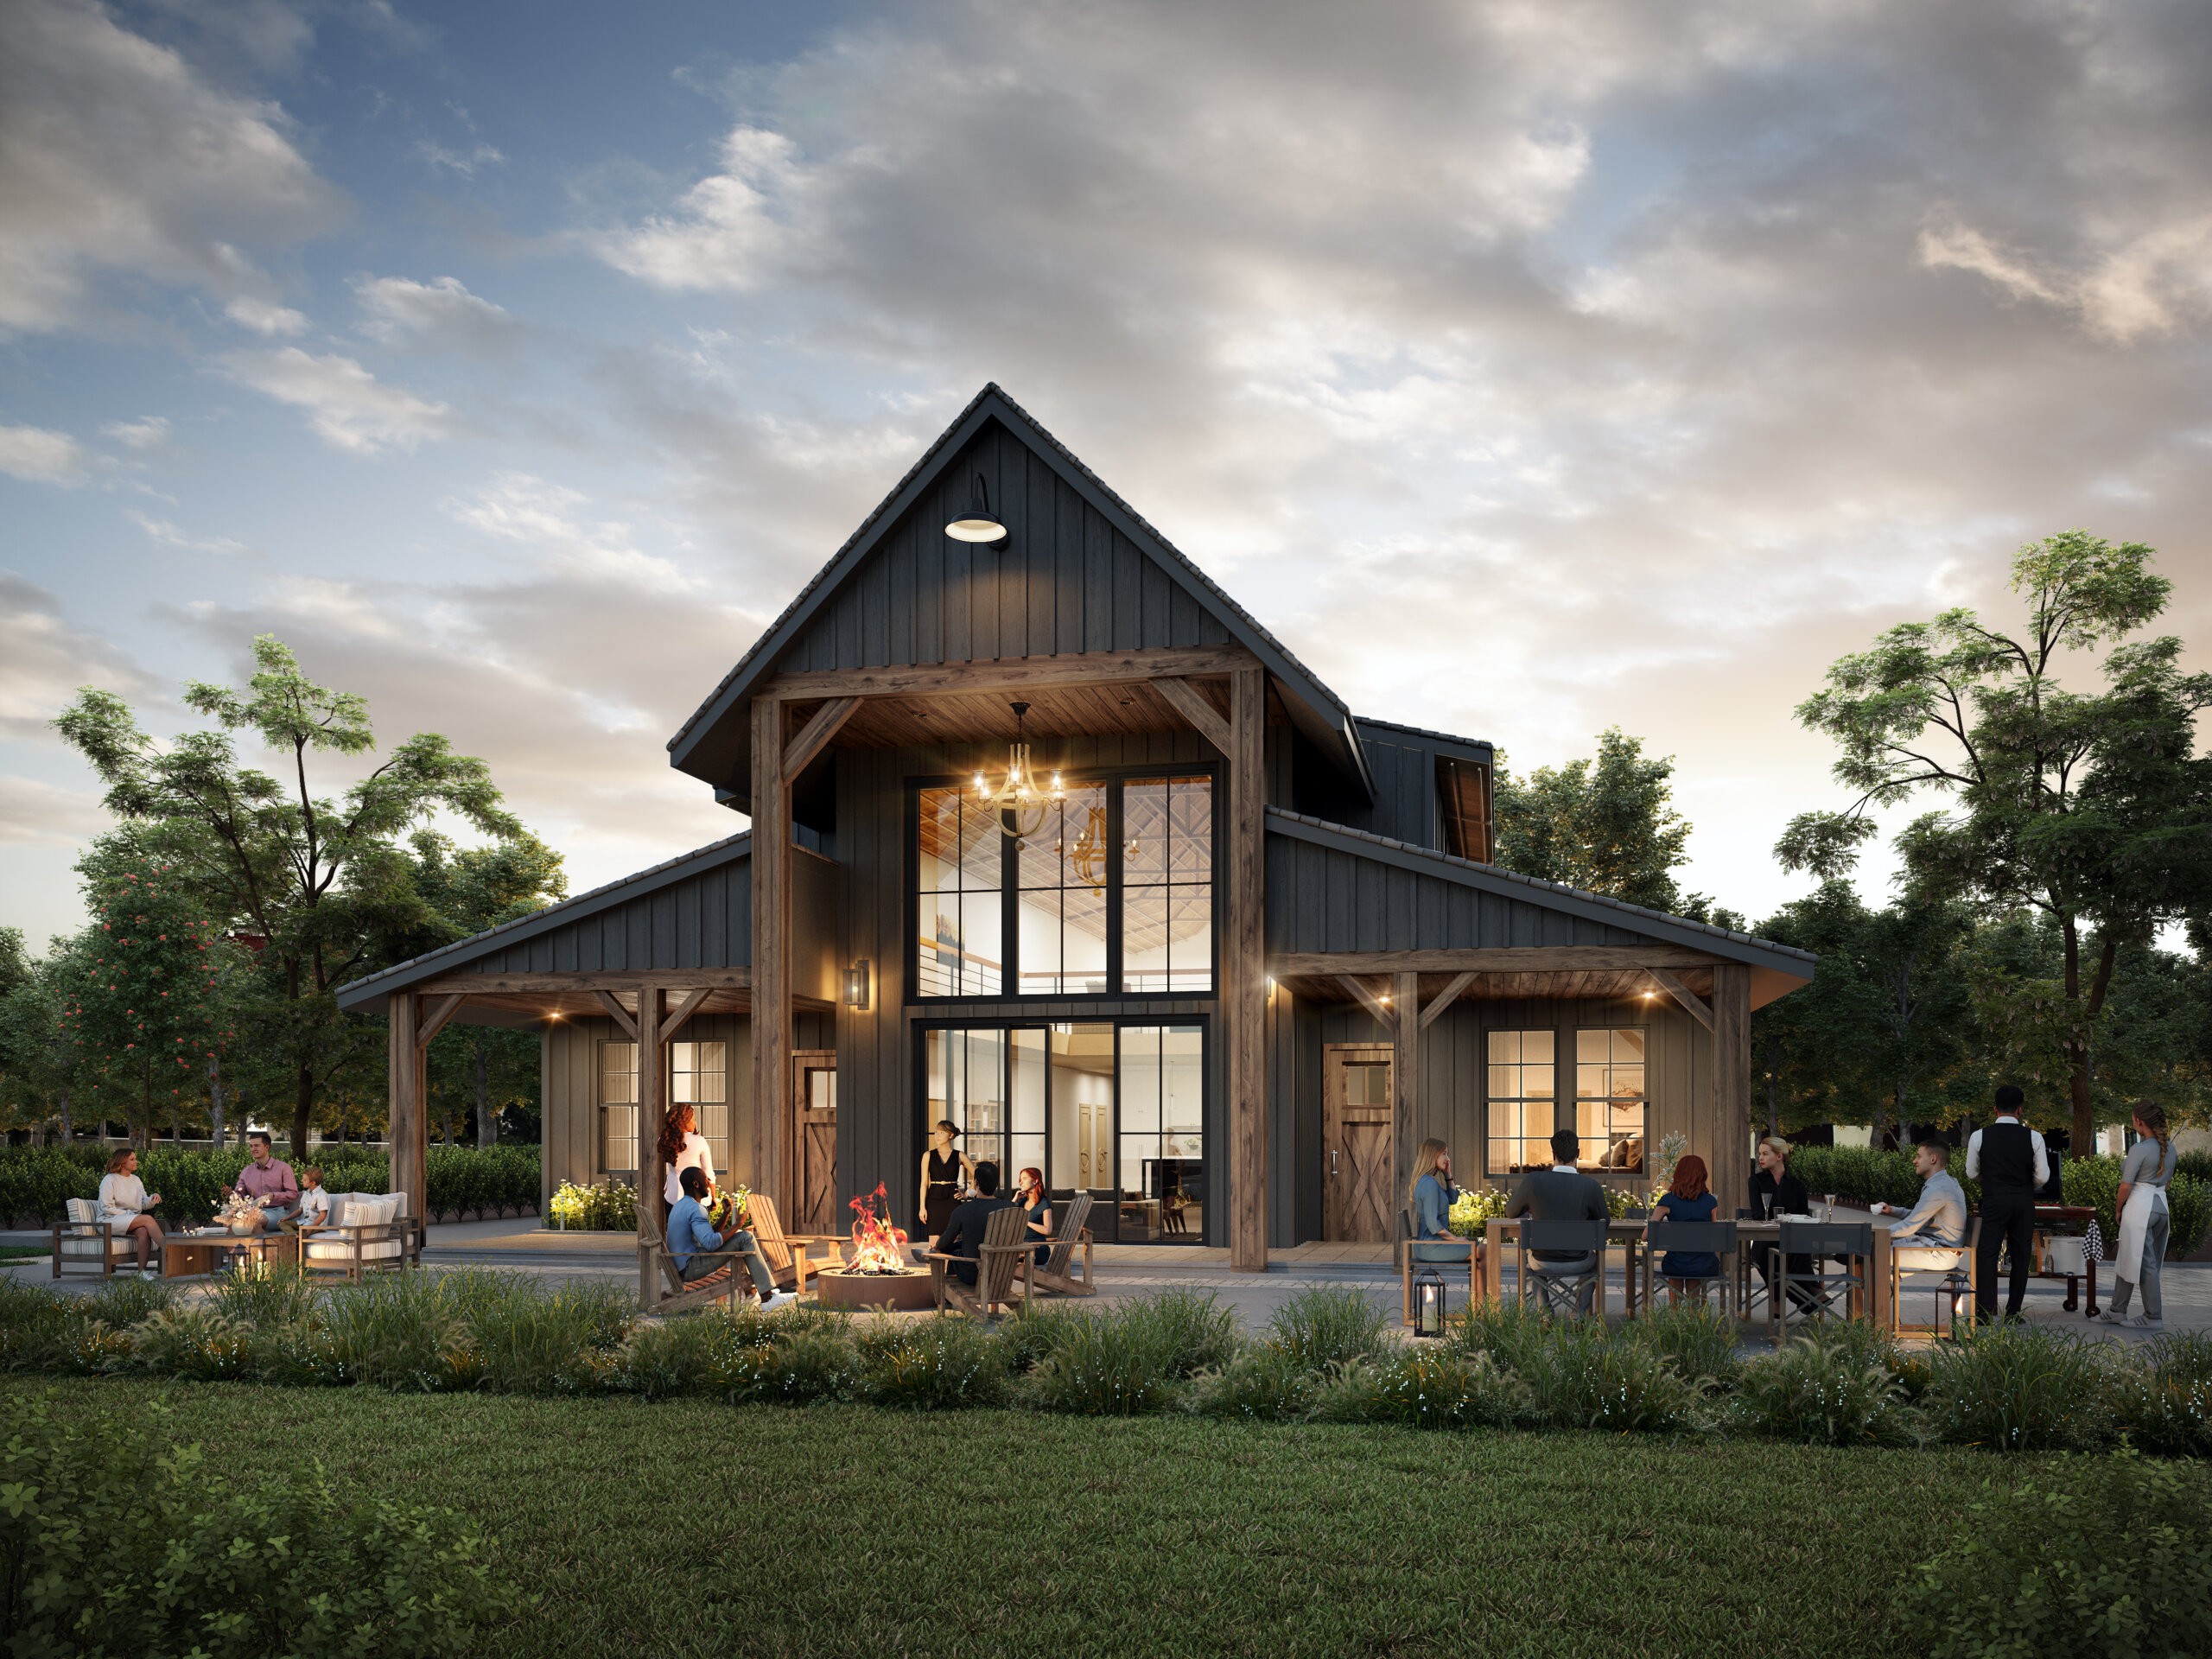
[920, 1020, 1206, 1245]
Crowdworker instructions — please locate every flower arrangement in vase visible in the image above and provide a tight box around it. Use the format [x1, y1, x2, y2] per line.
[213, 1192, 263, 1236]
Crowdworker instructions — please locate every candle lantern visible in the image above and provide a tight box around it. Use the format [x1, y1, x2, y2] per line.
[1413, 1266, 1446, 1338]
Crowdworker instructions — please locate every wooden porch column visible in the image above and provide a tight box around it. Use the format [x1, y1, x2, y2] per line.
[386, 992, 426, 1219]
[750, 694, 791, 1208]
[1227, 664, 1268, 1271]
[1392, 970, 1420, 1207]
[1710, 964, 1751, 1214]
[635, 985, 665, 1306]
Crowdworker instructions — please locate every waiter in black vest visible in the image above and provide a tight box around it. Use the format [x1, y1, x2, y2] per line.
[1964, 1084, 2050, 1321]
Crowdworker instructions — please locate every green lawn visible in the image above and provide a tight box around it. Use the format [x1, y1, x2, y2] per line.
[29, 1378, 2028, 1659]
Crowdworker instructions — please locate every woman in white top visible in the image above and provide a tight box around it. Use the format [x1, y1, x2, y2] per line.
[96, 1147, 165, 1277]
[658, 1103, 715, 1211]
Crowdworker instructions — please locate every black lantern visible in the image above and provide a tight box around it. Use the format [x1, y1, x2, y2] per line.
[843, 959, 872, 1011]
[945, 473, 1007, 543]
[1413, 1266, 1446, 1338]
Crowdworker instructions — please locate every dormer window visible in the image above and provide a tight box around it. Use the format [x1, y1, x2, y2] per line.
[914, 771, 1214, 1000]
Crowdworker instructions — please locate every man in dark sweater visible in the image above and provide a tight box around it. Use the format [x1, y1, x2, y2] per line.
[1965, 1084, 2050, 1320]
[933, 1161, 1014, 1287]
[1506, 1128, 1611, 1313]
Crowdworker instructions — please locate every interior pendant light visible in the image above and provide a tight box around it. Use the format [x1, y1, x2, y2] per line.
[972, 702, 1063, 840]
[945, 473, 1007, 543]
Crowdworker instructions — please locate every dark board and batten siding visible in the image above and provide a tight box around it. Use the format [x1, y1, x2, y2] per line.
[779, 423, 1232, 675]
[459, 858, 752, 976]
[1266, 833, 1653, 956]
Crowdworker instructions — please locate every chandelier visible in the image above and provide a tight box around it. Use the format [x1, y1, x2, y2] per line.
[973, 702, 1064, 840]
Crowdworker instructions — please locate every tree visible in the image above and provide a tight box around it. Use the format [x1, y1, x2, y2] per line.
[54, 636, 525, 1153]
[57, 842, 232, 1146]
[1493, 728, 1734, 919]
[1778, 531, 2212, 1147]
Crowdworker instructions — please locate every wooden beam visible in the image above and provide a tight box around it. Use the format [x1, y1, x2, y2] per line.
[659, 986, 712, 1045]
[1337, 974, 1395, 1027]
[782, 696, 861, 782]
[1647, 967, 1714, 1033]
[636, 985, 665, 1308]
[592, 991, 639, 1041]
[1272, 945, 1731, 978]
[386, 991, 426, 1224]
[1227, 664, 1268, 1273]
[752, 692, 791, 1212]
[414, 993, 466, 1050]
[765, 644, 1253, 702]
[1393, 970, 1421, 1213]
[1152, 677, 1232, 753]
[1419, 971, 1478, 1031]
[416, 969, 750, 995]
[1711, 963, 1752, 1223]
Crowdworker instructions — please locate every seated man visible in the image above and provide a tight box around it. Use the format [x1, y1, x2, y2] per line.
[668, 1166, 793, 1311]
[1871, 1137, 1967, 1273]
[934, 1161, 1014, 1287]
[232, 1132, 300, 1232]
[1505, 1129, 1611, 1313]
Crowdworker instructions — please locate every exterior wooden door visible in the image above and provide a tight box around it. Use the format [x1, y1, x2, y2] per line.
[1323, 1044, 1394, 1243]
[792, 1050, 837, 1236]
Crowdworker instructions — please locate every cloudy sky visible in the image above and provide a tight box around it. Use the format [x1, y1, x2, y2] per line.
[4, 0, 2209, 950]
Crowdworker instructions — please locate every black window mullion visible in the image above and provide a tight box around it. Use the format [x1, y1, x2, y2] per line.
[1106, 779, 1124, 992]
[1000, 810, 1018, 1001]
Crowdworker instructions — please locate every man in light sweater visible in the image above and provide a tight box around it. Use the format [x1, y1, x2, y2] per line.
[1871, 1139, 1968, 1272]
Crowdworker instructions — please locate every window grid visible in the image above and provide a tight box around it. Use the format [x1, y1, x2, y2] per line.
[671, 1040, 729, 1185]
[600, 1039, 638, 1177]
[1485, 1029, 1555, 1176]
[1575, 1027, 1647, 1173]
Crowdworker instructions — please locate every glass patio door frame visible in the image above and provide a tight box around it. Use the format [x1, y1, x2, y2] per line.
[911, 1015, 1211, 1245]
[905, 761, 1221, 1005]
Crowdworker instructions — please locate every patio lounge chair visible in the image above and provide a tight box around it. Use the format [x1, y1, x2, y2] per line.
[299, 1191, 414, 1282]
[928, 1205, 1031, 1321]
[639, 1212, 752, 1315]
[52, 1198, 144, 1280]
[1026, 1192, 1096, 1298]
[741, 1193, 847, 1294]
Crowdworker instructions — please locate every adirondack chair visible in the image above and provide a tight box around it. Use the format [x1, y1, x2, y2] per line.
[928, 1205, 1031, 1320]
[1026, 1192, 1096, 1298]
[639, 1211, 748, 1316]
[742, 1193, 849, 1295]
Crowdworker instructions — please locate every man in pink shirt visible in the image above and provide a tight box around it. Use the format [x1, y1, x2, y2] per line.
[232, 1131, 300, 1231]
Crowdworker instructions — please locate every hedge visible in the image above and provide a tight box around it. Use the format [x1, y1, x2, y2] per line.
[0, 1144, 540, 1229]
[1788, 1144, 2209, 1258]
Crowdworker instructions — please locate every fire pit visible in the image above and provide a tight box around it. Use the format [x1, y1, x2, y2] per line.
[814, 1183, 932, 1312]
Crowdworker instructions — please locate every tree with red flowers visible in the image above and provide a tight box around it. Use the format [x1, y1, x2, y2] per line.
[59, 837, 234, 1146]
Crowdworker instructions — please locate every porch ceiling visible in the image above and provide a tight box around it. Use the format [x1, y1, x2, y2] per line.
[1278, 967, 1713, 1006]
[802, 677, 1287, 752]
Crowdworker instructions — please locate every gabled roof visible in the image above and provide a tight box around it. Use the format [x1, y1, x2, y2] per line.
[1352, 715, 1493, 760]
[334, 830, 752, 1010]
[668, 383, 1374, 800]
[1265, 807, 1815, 982]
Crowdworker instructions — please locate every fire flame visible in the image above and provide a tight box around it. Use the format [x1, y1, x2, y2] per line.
[844, 1183, 914, 1274]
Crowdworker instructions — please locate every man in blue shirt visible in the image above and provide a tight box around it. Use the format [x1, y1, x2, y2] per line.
[669, 1166, 791, 1310]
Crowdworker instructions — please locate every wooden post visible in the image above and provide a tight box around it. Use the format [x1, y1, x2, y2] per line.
[636, 985, 665, 1306]
[1711, 964, 1751, 1217]
[1227, 664, 1268, 1271]
[750, 694, 791, 1211]
[1393, 969, 1420, 1213]
[386, 992, 426, 1222]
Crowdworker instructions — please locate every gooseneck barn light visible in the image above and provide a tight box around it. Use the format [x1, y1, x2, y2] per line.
[944, 473, 1007, 543]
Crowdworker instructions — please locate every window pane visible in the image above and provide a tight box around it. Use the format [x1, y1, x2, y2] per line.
[925, 1027, 1009, 1177]
[1575, 1026, 1646, 1173]
[1167, 883, 1212, 993]
[1484, 1028, 1556, 1176]
[1049, 1023, 1115, 1194]
[918, 890, 1002, 997]
[1122, 885, 1169, 992]
[600, 1039, 638, 1178]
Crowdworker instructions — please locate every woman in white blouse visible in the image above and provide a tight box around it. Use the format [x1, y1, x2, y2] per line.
[97, 1147, 165, 1277]
[658, 1103, 715, 1213]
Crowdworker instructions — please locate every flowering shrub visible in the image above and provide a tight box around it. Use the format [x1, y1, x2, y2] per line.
[1446, 1186, 1509, 1238]
[548, 1177, 635, 1231]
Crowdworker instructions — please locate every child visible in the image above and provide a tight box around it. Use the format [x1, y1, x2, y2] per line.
[294, 1166, 330, 1230]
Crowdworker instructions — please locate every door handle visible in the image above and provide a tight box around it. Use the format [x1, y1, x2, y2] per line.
[1331, 1149, 1339, 1176]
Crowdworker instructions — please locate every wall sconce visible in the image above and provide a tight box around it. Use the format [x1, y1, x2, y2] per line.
[843, 959, 872, 1011]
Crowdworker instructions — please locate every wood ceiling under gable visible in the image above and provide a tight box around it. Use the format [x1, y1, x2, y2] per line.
[784, 676, 1282, 756]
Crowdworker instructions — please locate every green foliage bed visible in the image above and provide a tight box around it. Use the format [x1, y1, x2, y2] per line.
[0, 1143, 540, 1228]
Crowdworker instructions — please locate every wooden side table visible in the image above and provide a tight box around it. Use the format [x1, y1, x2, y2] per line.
[162, 1230, 299, 1278]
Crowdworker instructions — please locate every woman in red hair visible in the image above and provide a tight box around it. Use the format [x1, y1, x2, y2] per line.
[1650, 1154, 1720, 1304]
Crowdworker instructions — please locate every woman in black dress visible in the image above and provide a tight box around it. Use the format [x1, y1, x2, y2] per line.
[918, 1120, 975, 1243]
[1748, 1135, 1815, 1312]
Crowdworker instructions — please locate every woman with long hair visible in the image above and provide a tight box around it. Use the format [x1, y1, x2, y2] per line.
[2101, 1100, 2177, 1332]
[96, 1147, 164, 1278]
[1405, 1137, 1479, 1277]
[1014, 1166, 1052, 1265]
[1748, 1135, 1812, 1312]
[1649, 1153, 1719, 1303]
[658, 1103, 715, 1213]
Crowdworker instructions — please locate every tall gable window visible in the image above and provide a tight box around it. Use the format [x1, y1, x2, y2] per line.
[914, 772, 1214, 1001]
